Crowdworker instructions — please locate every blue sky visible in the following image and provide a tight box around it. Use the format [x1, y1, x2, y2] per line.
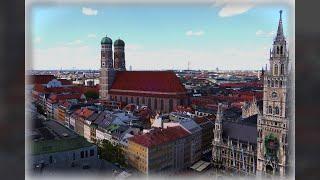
[31, 4, 290, 70]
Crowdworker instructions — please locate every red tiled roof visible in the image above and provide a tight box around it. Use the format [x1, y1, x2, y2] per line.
[129, 126, 190, 148]
[31, 75, 55, 84]
[48, 93, 83, 103]
[74, 107, 94, 119]
[110, 71, 187, 93]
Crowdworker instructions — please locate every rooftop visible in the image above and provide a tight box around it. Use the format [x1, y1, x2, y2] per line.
[129, 126, 190, 148]
[109, 71, 187, 98]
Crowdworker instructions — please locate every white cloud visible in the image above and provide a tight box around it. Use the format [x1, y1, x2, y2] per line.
[34, 37, 41, 43]
[256, 30, 275, 37]
[87, 33, 97, 38]
[186, 30, 204, 36]
[218, 3, 253, 17]
[66, 40, 83, 45]
[82, 7, 98, 16]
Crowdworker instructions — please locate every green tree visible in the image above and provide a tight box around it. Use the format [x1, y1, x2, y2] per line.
[84, 91, 99, 100]
[98, 140, 126, 167]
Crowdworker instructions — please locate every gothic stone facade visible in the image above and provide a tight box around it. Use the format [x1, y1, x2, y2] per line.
[257, 10, 291, 176]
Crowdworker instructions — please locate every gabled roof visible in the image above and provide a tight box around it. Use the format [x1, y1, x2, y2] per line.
[109, 71, 187, 97]
[129, 126, 190, 148]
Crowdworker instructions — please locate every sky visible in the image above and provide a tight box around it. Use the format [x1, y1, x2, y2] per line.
[30, 3, 290, 70]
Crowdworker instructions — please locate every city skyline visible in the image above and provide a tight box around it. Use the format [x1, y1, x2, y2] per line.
[31, 4, 289, 70]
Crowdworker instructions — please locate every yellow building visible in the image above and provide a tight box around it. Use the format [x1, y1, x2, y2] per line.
[127, 126, 191, 174]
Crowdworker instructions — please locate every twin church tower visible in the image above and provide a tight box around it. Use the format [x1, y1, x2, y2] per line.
[99, 36, 126, 100]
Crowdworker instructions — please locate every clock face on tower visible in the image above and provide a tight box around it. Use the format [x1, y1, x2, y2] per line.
[271, 91, 278, 99]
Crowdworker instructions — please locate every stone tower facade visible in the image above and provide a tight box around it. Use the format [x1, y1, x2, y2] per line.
[99, 35, 115, 100]
[114, 38, 126, 71]
[257, 10, 290, 176]
[212, 103, 223, 166]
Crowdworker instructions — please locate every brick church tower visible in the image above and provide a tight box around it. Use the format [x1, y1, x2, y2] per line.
[99, 35, 115, 100]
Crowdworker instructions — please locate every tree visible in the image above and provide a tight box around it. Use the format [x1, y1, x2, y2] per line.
[98, 140, 126, 167]
[84, 91, 99, 100]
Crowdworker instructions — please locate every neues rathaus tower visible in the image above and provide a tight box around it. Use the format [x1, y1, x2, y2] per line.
[257, 10, 292, 177]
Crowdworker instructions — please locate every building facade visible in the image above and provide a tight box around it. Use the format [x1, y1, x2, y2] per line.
[257, 10, 291, 176]
[212, 103, 257, 175]
[127, 127, 191, 174]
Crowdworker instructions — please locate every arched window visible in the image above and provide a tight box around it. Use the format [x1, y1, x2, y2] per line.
[161, 99, 164, 111]
[148, 98, 151, 108]
[169, 99, 173, 112]
[280, 64, 285, 75]
[280, 46, 283, 54]
[154, 99, 158, 109]
[275, 80, 278, 87]
[271, 80, 274, 87]
[274, 64, 278, 75]
[142, 97, 145, 104]
[120, 96, 122, 102]
[277, 46, 279, 54]
[136, 97, 139, 105]
[268, 80, 271, 87]
[275, 106, 280, 115]
[125, 97, 128, 104]
[268, 106, 272, 114]
[280, 80, 283, 87]
[180, 99, 184, 105]
[131, 97, 133, 103]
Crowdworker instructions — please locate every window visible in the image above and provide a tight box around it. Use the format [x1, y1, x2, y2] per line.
[268, 106, 272, 114]
[137, 97, 139, 105]
[131, 97, 134, 103]
[115, 96, 118, 101]
[90, 149, 94, 156]
[275, 80, 278, 87]
[85, 150, 88, 158]
[73, 153, 75, 160]
[280, 81, 283, 87]
[268, 80, 270, 87]
[161, 99, 164, 110]
[81, 151, 84, 158]
[49, 156, 53, 164]
[280, 64, 285, 75]
[148, 98, 151, 108]
[274, 64, 278, 75]
[275, 106, 280, 115]
[154, 99, 157, 109]
[280, 46, 283, 54]
[120, 96, 122, 102]
[169, 99, 173, 112]
[125, 97, 128, 104]
[277, 46, 279, 54]
[142, 97, 145, 104]
[271, 80, 274, 87]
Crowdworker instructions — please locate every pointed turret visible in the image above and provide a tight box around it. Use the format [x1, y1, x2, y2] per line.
[216, 103, 223, 123]
[275, 10, 285, 42]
